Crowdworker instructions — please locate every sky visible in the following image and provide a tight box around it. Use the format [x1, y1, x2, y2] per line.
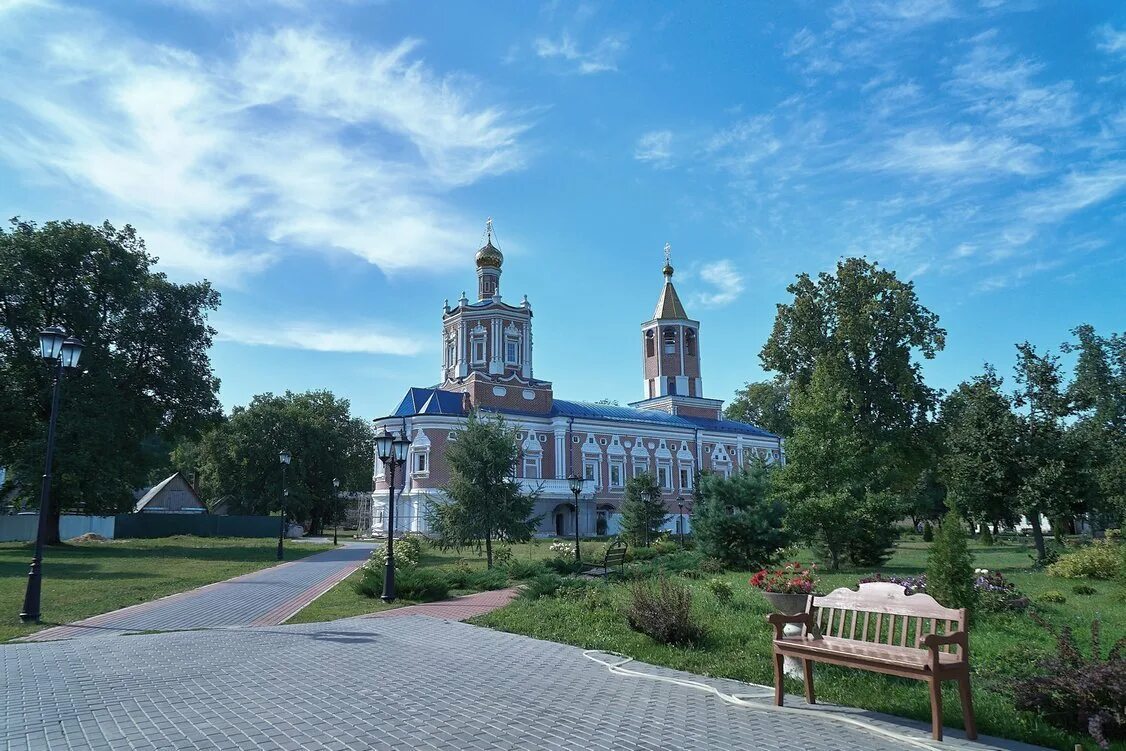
[1, 0, 1123, 420]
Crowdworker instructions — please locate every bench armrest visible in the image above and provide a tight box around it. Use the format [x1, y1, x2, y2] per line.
[767, 612, 814, 640]
[922, 630, 968, 664]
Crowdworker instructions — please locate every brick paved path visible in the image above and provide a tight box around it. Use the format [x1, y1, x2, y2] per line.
[2, 615, 1046, 751]
[20, 543, 374, 642]
[366, 586, 520, 621]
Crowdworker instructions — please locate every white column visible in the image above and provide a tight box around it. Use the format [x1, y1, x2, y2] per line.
[554, 432, 566, 479]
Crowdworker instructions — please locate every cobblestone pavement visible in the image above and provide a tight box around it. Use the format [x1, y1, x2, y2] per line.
[366, 587, 520, 621]
[3, 615, 1047, 751]
[20, 543, 374, 642]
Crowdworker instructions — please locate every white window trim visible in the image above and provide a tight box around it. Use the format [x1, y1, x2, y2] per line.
[523, 455, 541, 480]
[678, 465, 693, 490]
[633, 459, 650, 477]
[583, 459, 600, 488]
[411, 450, 430, 478]
[504, 335, 520, 365]
[471, 335, 486, 364]
[609, 460, 625, 488]
[657, 463, 672, 490]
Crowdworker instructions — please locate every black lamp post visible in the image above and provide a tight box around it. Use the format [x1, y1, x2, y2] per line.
[20, 326, 84, 624]
[676, 496, 685, 546]
[332, 477, 340, 546]
[376, 429, 411, 602]
[277, 449, 291, 561]
[568, 474, 584, 567]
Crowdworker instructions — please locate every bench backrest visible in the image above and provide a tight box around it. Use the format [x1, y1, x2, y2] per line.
[809, 582, 967, 656]
[604, 540, 628, 567]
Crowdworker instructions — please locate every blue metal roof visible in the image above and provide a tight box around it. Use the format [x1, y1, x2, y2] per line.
[385, 387, 778, 439]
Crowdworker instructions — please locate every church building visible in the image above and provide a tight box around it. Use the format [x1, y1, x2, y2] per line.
[371, 224, 782, 538]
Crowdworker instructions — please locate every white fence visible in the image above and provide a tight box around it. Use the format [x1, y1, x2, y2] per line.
[0, 515, 116, 542]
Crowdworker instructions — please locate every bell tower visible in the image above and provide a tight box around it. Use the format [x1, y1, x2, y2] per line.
[476, 218, 502, 300]
[632, 243, 722, 419]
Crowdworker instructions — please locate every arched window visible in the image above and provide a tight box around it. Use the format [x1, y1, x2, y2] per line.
[645, 330, 655, 357]
[685, 329, 696, 356]
[663, 328, 676, 354]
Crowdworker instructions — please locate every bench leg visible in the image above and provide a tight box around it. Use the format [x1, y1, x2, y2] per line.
[773, 651, 784, 707]
[802, 659, 815, 704]
[928, 677, 943, 742]
[957, 674, 977, 740]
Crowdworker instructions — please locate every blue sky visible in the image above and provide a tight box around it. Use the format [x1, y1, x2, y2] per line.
[1, 0, 1123, 420]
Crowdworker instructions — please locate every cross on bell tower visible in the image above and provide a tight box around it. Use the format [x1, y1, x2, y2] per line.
[640, 243, 702, 401]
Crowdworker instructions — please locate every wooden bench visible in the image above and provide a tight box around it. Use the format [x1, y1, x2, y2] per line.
[583, 539, 628, 578]
[768, 581, 976, 742]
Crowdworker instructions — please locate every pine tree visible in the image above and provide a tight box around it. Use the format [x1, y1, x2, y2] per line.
[926, 510, 977, 611]
[692, 463, 790, 568]
[619, 472, 667, 547]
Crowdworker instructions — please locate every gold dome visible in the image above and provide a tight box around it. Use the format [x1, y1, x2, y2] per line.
[476, 239, 503, 269]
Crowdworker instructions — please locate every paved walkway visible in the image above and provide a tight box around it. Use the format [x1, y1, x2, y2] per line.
[20, 543, 374, 642]
[1, 615, 1046, 751]
[367, 586, 521, 621]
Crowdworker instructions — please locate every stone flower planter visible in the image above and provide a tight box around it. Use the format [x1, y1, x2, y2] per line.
[760, 591, 812, 681]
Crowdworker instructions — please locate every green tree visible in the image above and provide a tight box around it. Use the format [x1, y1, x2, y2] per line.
[0, 219, 221, 542]
[771, 358, 902, 568]
[762, 257, 945, 495]
[1063, 325, 1126, 523]
[692, 463, 790, 567]
[939, 366, 1022, 533]
[1013, 343, 1089, 562]
[428, 412, 538, 567]
[181, 391, 373, 533]
[926, 510, 977, 612]
[619, 472, 667, 547]
[724, 376, 793, 437]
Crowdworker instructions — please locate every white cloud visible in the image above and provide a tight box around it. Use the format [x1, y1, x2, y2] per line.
[1096, 24, 1126, 57]
[692, 260, 745, 307]
[1017, 163, 1126, 225]
[216, 319, 426, 356]
[0, 10, 530, 284]
[634, 130, 673, 167]
[534, 32, 627, 74]
[870, 129, 1042, 177]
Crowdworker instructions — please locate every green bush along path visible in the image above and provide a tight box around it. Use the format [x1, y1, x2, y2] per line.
[475, 536, 1126, 751]
[0, 536, 333, 643]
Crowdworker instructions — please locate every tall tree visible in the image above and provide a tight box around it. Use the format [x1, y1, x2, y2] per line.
[692, 462, 790, 567]
[618, 472, 668, 547]
[0, 219, 221, 542]
[724, 376, 793, 437]
[761, 257, 945, 493]
[1063, 325, 1126, 523]
[428, 412, 538, 567]
[180, 390, 373, 533]
[1012, 343, 1088, 561]
[939, 366, 1022, 534]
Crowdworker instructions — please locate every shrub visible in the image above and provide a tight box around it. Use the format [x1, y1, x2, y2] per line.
[625, 576, 706, 646]
[1073, 584, 1098, 596]
[626, 546, 659, 562]
[492, 544, 514, 567]
[653, 539, 679, 555]
[619, 473, 668, 545]
[922, 521, 934, 542]
[979, 526, 994, 546]
[519, 573, 564, 600]
[1105, 528, 1121, 542]
[355, 566, 450, 601]
[1047, 540, 1121, 580]
[1037, 590, 1067, 604]
[699, 557, 726, 574]
[926, 511, 977, 611]
[370, 534, 424, 568]
[544, 556, 580, 575]
[705, 578, 734, 604]
[467, 568, 509, 591]
[650, 551, 702, 574]
[548, 540, 576, 559]
[1012, 616, 1126, 748]
[503, 558, 548, 581]
[691, 465, 790, 569]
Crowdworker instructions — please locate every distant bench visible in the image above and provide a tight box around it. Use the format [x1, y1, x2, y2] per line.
[583, 539, 627, 578]
[768, 581, 976, 742]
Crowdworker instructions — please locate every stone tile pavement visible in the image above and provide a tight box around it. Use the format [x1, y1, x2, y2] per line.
[366, 587, 521, 621]
[2, 614, 1049, 751]
[19, 543, 374, 642]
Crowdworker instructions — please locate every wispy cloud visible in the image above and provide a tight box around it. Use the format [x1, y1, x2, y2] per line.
[1016, 163, 1126, 225]
[0, 8, 531, 284]
[216, 319, 426, 356]
[868, 129, 1042, 177]
[634, 130, 673, 167]
[692, 260, 746, 307]
[534, 32, 627, 74]
[1095, 24, 1126, 57]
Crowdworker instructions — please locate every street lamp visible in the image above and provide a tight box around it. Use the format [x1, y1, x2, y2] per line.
[20, 326, 84, 624]
[332, 477, 340, 546]
[277, 449, 291, 561]
[376, 429, 411, 602]
[676, 496, 685, 547]
[568, 474, 584, 567]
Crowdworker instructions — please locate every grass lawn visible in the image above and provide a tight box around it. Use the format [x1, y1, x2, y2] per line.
[474, 536, 1126, 751]
[0, 535, 333, 643]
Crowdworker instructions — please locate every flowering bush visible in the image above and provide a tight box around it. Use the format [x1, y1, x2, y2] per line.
[549, 540, 577, 559]
[859, 569, 1027, 612]
[1047, 539, 1122, 580]
[750, 562, 817, 595]
[368, 533, 424, 568]
[859, 572, 927, 594]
